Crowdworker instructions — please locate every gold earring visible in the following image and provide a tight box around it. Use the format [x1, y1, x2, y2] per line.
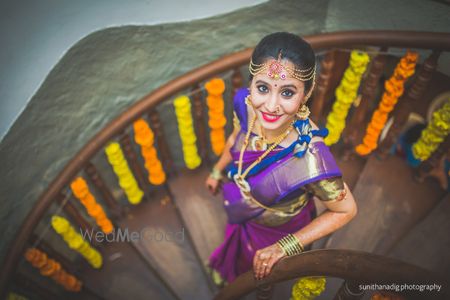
[296, 104, 310, 120]
[245, 95, 251, 106]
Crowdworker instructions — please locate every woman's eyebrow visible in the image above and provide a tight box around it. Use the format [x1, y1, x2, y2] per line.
[255, 80, 299, 91]
[255, 80, 270, 85]
[280, 84, 297, 90]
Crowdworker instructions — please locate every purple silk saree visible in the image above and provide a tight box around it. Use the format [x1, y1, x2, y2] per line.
[208, 88, 342, 284]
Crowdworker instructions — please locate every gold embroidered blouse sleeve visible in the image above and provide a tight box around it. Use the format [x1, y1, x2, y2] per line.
[233, 111, 241, 131]
[305, 177, 345, 202]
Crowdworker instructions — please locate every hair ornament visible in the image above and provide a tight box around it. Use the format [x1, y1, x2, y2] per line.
[249, 51, 316, 82]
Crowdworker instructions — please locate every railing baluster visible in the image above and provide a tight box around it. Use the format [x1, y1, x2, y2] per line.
[342, 49, 388, 159]
[191, 84, 209, 164]
[333, 280, 365, 300]
[378, 51, 441, 158]
[256, 282, 273, 300]
[148, 110, 175, 174]
[311, 50, 335, 123]
[55, 193, 103, 249]
[231, 67, 244, 99]
[119, 131, 150, 197]
[84, 162, 125, 219]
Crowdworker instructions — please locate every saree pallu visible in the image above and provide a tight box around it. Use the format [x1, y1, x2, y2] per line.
[208, 198, 316, 283]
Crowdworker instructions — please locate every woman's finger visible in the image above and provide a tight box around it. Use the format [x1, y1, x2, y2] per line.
[263, 257, 276, 278]
[253, 251, 260, 276]
[259, 260, 269, 279]
[258, 253, 272, 279]
[262, 264, 268, 278]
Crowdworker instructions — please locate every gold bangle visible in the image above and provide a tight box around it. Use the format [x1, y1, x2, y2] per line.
[277, 239, 291, 255]
[277, 234, 304, 256]
[210, 167, 223, 180]
[291, 234, 305, 252]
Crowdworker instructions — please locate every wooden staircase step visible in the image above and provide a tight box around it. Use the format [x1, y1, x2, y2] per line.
[79, 237, 176, 300]
[388, 194, 450, 278]
[120, 189, 213, 299]
[167, 167, 227, 263]
[325, 154, 445, 254]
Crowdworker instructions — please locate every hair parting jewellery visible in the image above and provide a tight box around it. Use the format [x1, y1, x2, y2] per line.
[249, 52, 316, 82]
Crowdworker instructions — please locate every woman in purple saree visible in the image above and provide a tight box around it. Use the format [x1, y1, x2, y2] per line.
[205, 32, 357, 285]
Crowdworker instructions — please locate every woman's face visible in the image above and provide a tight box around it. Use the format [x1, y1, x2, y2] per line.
[249, 58, 305, 132]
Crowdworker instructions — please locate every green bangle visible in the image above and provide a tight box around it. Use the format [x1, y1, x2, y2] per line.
[210, 167, 223, 180]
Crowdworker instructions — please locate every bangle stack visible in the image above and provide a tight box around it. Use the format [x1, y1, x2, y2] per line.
[277, 234, 304, 256]
[210, 167, 223, 180]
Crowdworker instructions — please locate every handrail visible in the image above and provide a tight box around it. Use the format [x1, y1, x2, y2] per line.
[213, 249, 449, 300]
[1, 30, 450, 295]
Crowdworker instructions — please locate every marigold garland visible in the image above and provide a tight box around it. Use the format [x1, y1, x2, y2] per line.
[51, 215, 102, 269]
[412, 99, 450, 161]
[291, 276, 326, 300]
[70, 177, 114, 234]
[205, 78, 227, 155]
[324, 51, 371, 146]
[174, 95, 202, 169]
[133, 119, 167, 185]
[24, 248, 82, 292]
[7, 293, 27, 300]
[356, 51, 419, 155]
[105, 142, 144, 204]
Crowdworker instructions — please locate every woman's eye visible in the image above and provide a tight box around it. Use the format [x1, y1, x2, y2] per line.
[281, 89, 294, 97]
[257, 85, 268, 93]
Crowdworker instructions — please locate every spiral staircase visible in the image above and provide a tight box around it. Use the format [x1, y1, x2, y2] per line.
[1, 31, 449, 300]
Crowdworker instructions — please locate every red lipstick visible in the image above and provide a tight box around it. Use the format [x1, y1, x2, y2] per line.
[261, 111, 282, 123]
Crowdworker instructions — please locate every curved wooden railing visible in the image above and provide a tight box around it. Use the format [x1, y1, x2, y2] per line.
[2, 30, 450, 297]
[213, 249, 449, 300]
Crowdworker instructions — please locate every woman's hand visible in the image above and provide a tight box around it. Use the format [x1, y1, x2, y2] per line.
[253, 243, 286, 280]
[205, 175, 221, 196]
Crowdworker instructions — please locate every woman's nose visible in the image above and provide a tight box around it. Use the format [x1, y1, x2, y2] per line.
[264, 93, 279, 113]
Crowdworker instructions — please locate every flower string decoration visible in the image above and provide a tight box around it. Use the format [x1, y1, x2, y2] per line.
[105, 142, 144, 204]
[324, 50, 370, 146]
[51, 215, 102, 268]
[25, 248, 82, 292]
[205, 78, 227, 155]
[412, 98, 450, 161]
[174, 95, 202, 169]
[70, 177, 114, 234]
[133, 118, 166, 185]
[356, 51, 418, 155]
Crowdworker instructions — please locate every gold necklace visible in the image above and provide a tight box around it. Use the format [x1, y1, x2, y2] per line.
[259, 121, 293, 145]
[233, 116, 301, 216]
[234, 115, 294, 193]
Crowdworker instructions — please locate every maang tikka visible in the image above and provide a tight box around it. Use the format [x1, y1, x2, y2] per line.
[249, 51, 316, 82]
